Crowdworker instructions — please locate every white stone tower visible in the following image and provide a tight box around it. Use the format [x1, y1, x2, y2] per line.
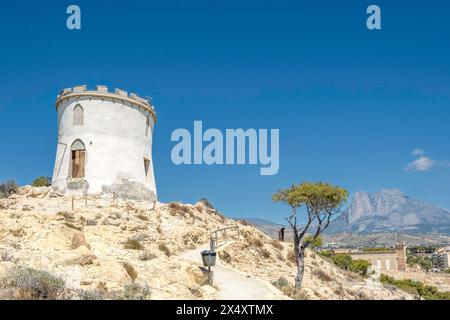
[51, 85, 157, 201]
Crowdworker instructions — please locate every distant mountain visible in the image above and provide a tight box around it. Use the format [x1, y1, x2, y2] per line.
[238, 218, 286, 237]
[327, 189, 450, 235]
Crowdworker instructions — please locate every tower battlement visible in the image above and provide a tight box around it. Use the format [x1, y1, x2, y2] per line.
[56, 85, 157, 122]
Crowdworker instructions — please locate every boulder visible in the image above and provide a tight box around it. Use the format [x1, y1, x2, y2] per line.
[59, 246, 96, 266]
[70, 232, 91, 250]
[17, 185, 32, 196]
[30, 187, 51, 198]
[186, 264, 209, 285]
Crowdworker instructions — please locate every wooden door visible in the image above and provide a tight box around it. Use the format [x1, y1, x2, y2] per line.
[72, 150, 85, 178]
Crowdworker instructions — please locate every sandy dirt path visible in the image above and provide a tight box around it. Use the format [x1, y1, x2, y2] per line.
[181, 243, 287, 300]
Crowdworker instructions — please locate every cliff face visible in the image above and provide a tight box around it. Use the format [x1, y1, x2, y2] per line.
[327, 189, 450, 235]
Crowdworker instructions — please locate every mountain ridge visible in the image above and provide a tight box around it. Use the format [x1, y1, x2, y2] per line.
[327, 189, 450, 235]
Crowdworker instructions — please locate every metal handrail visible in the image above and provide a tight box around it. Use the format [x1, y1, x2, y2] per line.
[210, 226, 239, 251]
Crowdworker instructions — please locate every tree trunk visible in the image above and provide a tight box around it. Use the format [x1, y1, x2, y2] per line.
[295, 246, 305, 289]
[293, 231, 305, 289]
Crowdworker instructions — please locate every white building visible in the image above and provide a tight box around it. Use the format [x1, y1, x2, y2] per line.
[51, 85, 157, 201]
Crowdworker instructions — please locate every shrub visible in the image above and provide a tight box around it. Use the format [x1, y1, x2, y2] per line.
[271, 277, 307, 300]
[64, 222, 82, 231]
[380, 274, 450, 300]
[139, 252, 157, 261]
[199, 198, 214, 209]
[238, 219, 250, 226]
[313, 269, 332, 282]
[158, 243, 171, 257]
[303, 235, 323, 249]
[121, 283, 150, 300]
[363, 247, 394, 252]
[188, 286, 203, 298]
[1, 252, 13, 262]
[169, 202, 181, 210]
[77, 289, 111, 300]
[330, 254, 370, 276]
[272, 277, 289, 288]
[57, 211, 75, 220]
[260, 248, 271, 259]
[136, 214, 149, 221]
[123, 239, 144, 250]
[287, 250, 296, 264]
[1, 267, 66, 300]
[121, 262, 138, 281]
[31, 176, 51, 187]
[407, 254, 433, 271]
[0, 180, 18, 198]
[271, 239, 283, 250]
[318, 250, 332, 258]
[331, 254, 353, 270]
[219, 250, 232, 263]
[349, 259, 371, 276]
[246, 236, 263, 247]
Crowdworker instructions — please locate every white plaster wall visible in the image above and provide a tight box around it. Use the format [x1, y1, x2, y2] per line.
[51, 96, 157, 198]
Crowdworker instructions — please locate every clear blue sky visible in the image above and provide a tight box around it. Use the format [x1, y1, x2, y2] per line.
[0, 1, 449, 223]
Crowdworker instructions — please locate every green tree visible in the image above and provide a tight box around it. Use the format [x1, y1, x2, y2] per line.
[332, 254, 353, 270]
[303, 235, 323, 249]
[273, 181, 348, 289]
[350, 259, 371, 276]
[32, 176, 52, 187]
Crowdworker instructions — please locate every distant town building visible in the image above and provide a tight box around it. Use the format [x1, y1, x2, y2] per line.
[332, 242, 407, 271]
[431, 251, 450, 270]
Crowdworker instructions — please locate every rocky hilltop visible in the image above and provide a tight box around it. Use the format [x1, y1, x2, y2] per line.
[0, 186, 413, 300]
[327, 189, 450, 235]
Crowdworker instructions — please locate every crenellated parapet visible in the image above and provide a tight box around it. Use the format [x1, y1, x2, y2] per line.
[56, 85, 157, 122]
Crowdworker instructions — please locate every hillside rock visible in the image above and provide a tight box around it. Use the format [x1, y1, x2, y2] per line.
[0, 187, 416, 300]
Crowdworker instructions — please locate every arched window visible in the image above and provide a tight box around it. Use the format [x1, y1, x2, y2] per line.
[70, 139, 86, 178]
[73, 104, 84, 126]
[145, 116, 150, 137]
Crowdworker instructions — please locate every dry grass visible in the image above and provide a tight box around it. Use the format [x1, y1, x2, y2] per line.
[260, 248, 271, 259]
[123, 239, 144, 250]
[271, 277, 308, 300]
[136, 214, 149, 221]
[9, 228, 25, 237]
[313, 269, 332, 282]
[238, 219, 250, 226]
[188, 286, 203, 298]
[246, 236, 263, 248]
[287, 250, 296, 264]
[271, 239, 283, 250]
[158, 243, 171, 257]
[121, 262, 138, 281]
[122, 283, 150, 300]
[57, 211, 74, 220]
[64, 222, 82, 231]
[219, 250, 232, 264]
[139, 252, 157, 261]
[0, 267, 66, 300]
